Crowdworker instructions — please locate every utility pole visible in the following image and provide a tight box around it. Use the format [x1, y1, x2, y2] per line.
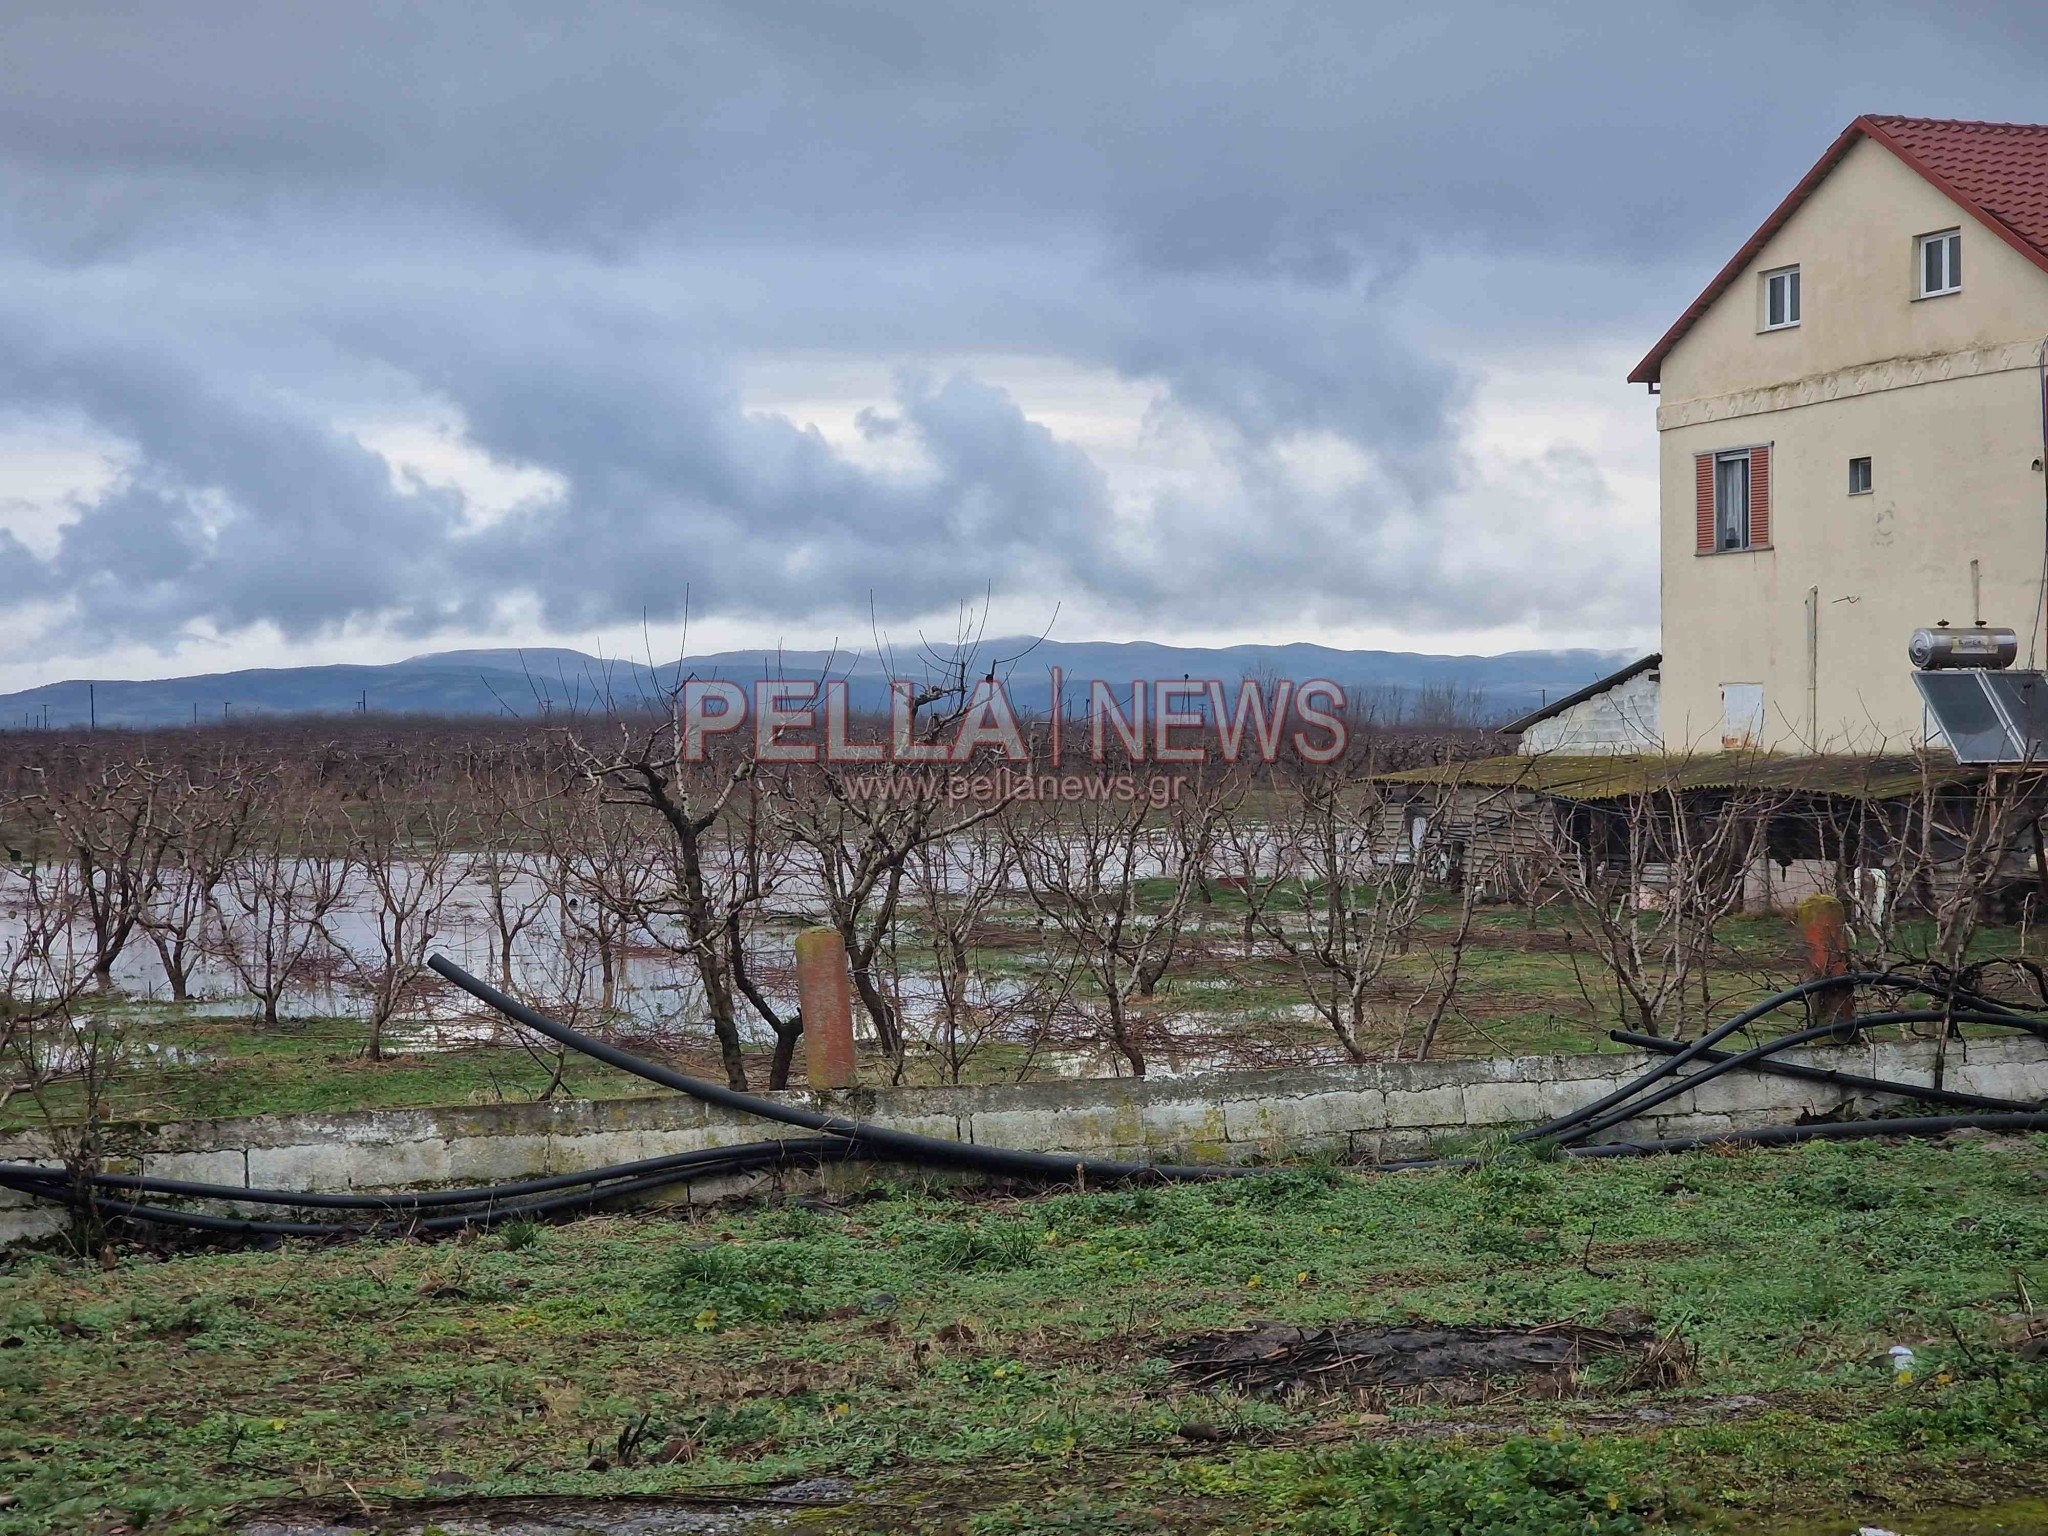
[88, 682, 96, 731]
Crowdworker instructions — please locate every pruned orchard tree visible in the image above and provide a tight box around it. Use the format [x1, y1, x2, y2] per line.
[888, 816, 1077, 1083]
[466, 756, 557, 992]
[764, 630, 1036, 1069]
[0, 810, 98, 1119]
[1244, 773, 1467, 1062]
[212, 773, 354, 1027]
[339, 772, 465, 1060]
[569, 706, 766, 1090]
[1543, 764, 1778, 1038]
[27, 757, 174, 993]
[1007, 779, 1225, 1077]
[140, 758, 264, 1002]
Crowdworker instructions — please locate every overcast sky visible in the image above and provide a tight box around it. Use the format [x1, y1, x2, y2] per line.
[2, 2, 2047, 689]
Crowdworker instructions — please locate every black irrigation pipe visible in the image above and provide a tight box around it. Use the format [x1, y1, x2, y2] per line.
[1608, 1029, 2034, 1113]
[1371, 1109, 2048, 1171]
[1552, 1008, 2041, 1147]
[1510, 973, 2048, 1148]
[0, 1137, 852, 1211]
[1558, 1110, 2048, 1157]
[7, 957, 2047, 1245]
[0, 1139, 867, 1240]
[421, 954, 1253, 1184]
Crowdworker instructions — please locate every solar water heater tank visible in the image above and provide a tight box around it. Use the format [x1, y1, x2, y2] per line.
[1908, 624, 2019, 671]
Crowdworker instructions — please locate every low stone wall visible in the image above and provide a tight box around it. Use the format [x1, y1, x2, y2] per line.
[6, 1035, 2045, 1247]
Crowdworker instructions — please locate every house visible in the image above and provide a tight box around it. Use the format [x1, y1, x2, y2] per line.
[1503, 653, 1660, 755]
[1632, 116, 2048, 754]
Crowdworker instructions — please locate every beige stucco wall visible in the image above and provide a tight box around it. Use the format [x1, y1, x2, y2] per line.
[1654, 134, 2048, 751]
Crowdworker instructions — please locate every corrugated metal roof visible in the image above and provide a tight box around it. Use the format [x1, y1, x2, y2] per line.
[1373, 753, 1983, 802]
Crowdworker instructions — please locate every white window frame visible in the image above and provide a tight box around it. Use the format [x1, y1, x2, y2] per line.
[1848, 456, 1872, 496]
[1917, 228, 1961, 298]
[1714, 450, 1752, 551]
[1761, 264, 1801, 330]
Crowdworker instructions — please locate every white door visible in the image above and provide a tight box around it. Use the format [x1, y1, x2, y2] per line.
[1720, 683, 1765, 749]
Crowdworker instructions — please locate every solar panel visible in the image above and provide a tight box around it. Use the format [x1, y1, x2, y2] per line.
[1981, 671, 2048, 762]
[1914, 671, 2021, 763]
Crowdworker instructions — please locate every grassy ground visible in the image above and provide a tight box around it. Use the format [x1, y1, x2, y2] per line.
[1, 1007, 655, 1132]
[3, 1134, 2044, 1535]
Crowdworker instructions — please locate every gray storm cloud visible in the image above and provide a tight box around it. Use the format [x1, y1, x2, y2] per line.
[2, 0, 2046, 660]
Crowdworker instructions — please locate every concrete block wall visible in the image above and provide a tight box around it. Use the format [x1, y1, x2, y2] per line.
[1516, 667, 1661, 756]
[5, 1035, 2044, 1247]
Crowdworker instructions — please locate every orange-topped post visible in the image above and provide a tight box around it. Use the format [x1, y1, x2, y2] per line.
[795, 926, 858, 1089]
[1796, 892, 1854, 1041]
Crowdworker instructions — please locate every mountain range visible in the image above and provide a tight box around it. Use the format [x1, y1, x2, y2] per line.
[0, 640, 1645, 731]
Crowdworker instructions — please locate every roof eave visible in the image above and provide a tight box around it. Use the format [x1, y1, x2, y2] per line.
[1855, 115, 2048, 289]
[1500, 652, 1661, 735]
[1627, 120, 1868, 387]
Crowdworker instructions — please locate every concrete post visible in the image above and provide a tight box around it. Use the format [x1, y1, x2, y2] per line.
[1796, 892, 1854, 1042]
[795, 926, 858, 1090]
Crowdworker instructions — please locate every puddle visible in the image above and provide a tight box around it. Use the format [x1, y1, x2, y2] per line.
[1170, 1320, 1643, 1399]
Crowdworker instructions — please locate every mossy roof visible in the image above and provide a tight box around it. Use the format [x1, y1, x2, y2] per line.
[1371, 753, 1985, 803]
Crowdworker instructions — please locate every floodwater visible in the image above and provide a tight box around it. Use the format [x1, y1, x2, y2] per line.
[2, 847, 1305, 1079]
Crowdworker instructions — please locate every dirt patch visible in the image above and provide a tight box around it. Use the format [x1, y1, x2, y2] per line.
[1168, 1321, 1642, 1400]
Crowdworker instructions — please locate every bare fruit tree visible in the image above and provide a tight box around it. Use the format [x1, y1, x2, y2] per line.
[1243, 774, 1461, 1062]
[212, 776, 353, 1027]
[889, 816, 1074, 1083]
[340, 776, 466, 1060]
[29, 757, 173, 993]
[0, 821, 98, 1118]
[1543, 765, 1776, 1038]
[570, 714, 764, 1090]
[467, 758, 557, 992]
[1008, 782, 1222, 1077]
[140, 759, 263, 1002]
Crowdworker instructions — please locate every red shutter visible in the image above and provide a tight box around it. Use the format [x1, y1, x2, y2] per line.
[1748, 445, 1771, 548]
[1695, 453, 1715, 553]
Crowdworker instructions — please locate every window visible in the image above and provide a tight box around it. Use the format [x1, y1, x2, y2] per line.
[1762, 265, 1801, 329]
[1848, 456, 1872, 495]
[1918, 228, 1961, 297]
[1714, 451, 1751, 550]
[1695, 444, 1769, 553]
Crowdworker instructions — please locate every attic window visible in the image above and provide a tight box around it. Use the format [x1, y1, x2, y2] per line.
[1918, 229, 1961, 297]
[1762, 265, 1801, 330]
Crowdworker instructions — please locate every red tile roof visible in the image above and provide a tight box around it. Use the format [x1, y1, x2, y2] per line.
[1628, 116, 2048, 386]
